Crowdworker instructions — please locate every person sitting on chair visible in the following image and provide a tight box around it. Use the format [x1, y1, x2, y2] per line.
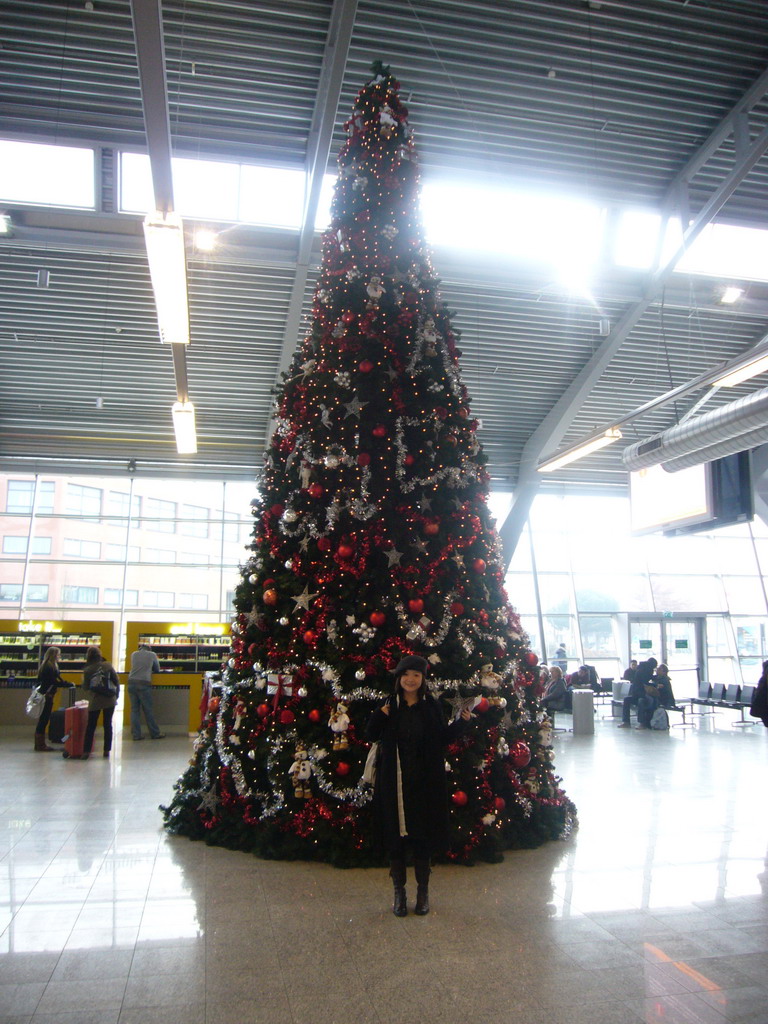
[619, 657, 657, 728]
[542, 666, 568, 715]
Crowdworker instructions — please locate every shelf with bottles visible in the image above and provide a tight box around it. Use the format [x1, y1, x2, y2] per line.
[43, 632, 102, 671]
[138, 632, 230, 673]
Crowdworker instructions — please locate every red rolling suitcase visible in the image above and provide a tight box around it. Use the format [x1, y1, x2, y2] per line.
[62, 702, 90, 759]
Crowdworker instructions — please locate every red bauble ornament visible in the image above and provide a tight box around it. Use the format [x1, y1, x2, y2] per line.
[308, 709, 321, 723]
[280, 709, 295, 725]
[337, 543, 354, 560]
[423, 521, 439, 536]
[472, 558, 487, 574]
[263, 589, 278, 606]
[270, 504, 284, 517]
[408, 598, 424, 615]
[404, 454, 415, 466]
[257, 703, 269, 718]
[474, 697, 489, 713]
[342, 310, 355, 323]
[524, 651, 539, 667]
[494, 796, 506, 811]
[208, 696, 220, 715]
[247, 643, 258, 656]
[510, 741, 531, 768]
[357, 452, 371, 467]
[372, 425, 387, 438]
[478, 610, 489, 626]
[336, 761, 350, 777]
[358, 359, 374, 373]
[450, 601, 465, 616]
[317, 536, 332, 552]
[459, 407, 469, 419]
[369, 610, 386, 627]
[435, 407, 448, 420]
[452, 790, 468, 807]
[303, 630, 317, 645]
[263, 578, 275, 587]
[308, 483, 324, 499]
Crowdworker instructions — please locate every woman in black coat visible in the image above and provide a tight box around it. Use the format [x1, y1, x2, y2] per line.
[366, 655, 470, 917]
[33, 646, 74, 752]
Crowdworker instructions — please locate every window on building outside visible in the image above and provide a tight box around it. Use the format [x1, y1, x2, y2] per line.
[62, 585, 98, 604]
[143, 498, 176, 533]
[105, 543, 140, 561]
[144, 591, 175, 608]
[178, 593, 209, 610]
[6, 480, 55, 514]
[0, 583, 48, 603]
[65, 484, 102, 518]
[144, 548, 175, 564]
[180, 505, 209, 538]
[106, 490, 141, 519]
[104, 589, 139, 606]
[212, 512, 244, 543]
[2, 536, 52, 555]
[63, 538, 101, 559]
[180, 551, 210, 566]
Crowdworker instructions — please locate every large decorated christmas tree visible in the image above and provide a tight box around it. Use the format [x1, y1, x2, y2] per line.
[163, 64, 576, 866]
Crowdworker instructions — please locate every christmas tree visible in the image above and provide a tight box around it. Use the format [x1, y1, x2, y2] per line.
[163, 63, 576, 866]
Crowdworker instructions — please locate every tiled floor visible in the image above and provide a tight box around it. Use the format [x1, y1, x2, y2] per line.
[1, 710, 766, 1024]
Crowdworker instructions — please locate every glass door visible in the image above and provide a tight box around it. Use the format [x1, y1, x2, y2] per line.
[629, 617, 702, 698]
[662, 619, 701, 698]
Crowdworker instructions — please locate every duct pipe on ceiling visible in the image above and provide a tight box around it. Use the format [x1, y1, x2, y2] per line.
[661, 422, 768, 472]
[622, 386, 768, 471]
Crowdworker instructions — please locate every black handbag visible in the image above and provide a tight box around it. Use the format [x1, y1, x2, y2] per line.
[89, 666, 117, 697]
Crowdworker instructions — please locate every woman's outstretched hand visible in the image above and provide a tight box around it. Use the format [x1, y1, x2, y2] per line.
[381, 703, 390, 716]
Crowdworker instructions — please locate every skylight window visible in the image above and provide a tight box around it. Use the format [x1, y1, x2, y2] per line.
[0, 140, 95, 209]
[120, 152, 308, 229]
[615, 209, 768, 282]
[420, 182, 605, 287]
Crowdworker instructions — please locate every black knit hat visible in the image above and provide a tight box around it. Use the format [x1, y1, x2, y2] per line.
[392, 655, 428, 678]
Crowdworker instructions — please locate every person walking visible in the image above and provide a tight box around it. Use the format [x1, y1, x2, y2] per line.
[552, 643, 567, 673]
[81, 645, 120, 759]
[33, 646, 74, 752]
[366, 655, 471, 917]
[127, 643, 165, 740]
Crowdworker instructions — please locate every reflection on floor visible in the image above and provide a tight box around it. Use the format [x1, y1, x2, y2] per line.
[0, 712, 766, 1024]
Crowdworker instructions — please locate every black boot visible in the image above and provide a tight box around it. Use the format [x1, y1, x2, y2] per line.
[389, 859, 407, 917]
[414, 858, 431, 916]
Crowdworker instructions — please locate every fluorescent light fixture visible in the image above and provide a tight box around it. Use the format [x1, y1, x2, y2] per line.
[0, 213, 11, 235]
[172, 401, 197, 454]
[711, 350, 768, 388]
[538, 428, 623, 473]
[143, 211, 190, 345]
[720, 286, 744, 304]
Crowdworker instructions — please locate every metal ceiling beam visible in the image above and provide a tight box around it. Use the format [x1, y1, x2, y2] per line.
[130, 0, 189, 404]
[499, 64, 768, 564]
[265, 0, 359, 447]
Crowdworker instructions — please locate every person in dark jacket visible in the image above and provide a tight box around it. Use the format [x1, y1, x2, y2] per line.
[80, 645, 120, 760]
[636, 663, 677, 728]
[366, 655, 470, 917]
[751, 661, 768, 727]
[618, 656, 657, 727]
[33, 646, 75, 752]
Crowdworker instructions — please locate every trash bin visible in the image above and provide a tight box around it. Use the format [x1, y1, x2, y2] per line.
[571, 688, 595, 736]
